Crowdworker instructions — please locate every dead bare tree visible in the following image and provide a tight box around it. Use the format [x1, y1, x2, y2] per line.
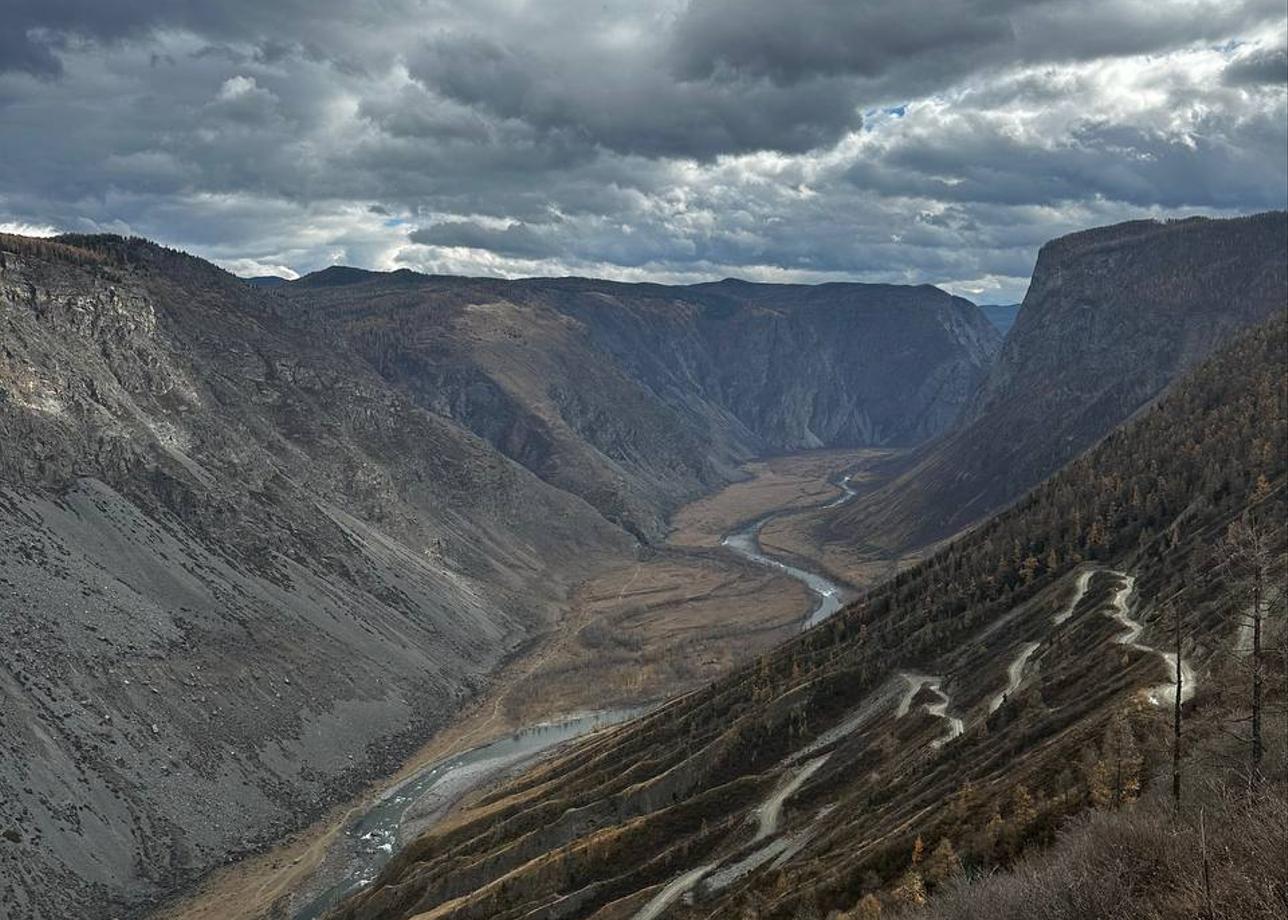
[1215, 514, 1277, 774]
[1166, 523, 1186, 806]
[1168, 596, 1183, 805]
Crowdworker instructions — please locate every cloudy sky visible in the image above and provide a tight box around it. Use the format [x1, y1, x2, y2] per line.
[1, 1, 1285, 301]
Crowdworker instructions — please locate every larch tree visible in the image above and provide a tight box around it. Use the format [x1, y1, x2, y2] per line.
[924, 837, 962, 887]
[850, 893, 882, 919]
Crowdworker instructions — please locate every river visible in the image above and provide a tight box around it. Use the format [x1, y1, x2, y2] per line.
[720, 470, 856, 630]
[294, 470, 859, 918]
[292, 707, 644, 919]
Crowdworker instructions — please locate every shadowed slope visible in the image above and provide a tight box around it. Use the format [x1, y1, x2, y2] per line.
[829, 211, 1288, 553]
[330, 312, 1285, 920]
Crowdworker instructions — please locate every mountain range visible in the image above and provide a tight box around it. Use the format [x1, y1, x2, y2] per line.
[0, 211, 1283, 920]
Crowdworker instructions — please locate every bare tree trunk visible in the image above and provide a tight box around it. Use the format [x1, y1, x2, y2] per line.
[1282, 626, 1288, 767]
[1199, 808, 1214, 919]
[1252, 567, 1263, 770]
[1172, 600, 1183, 805]
[1216, 515, 1273, 778]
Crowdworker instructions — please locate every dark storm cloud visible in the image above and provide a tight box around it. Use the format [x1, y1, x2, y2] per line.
[409, 220, 562, 259]
[846, 108, 1288, 211]
[1223, 44, 1288, 85]
[0, 1, 1284, 299]
[405, 31, 863, 159]
[0, 0, 397, 75]
[670, 0, 1016, 84]
[670, 0, 1284, 85]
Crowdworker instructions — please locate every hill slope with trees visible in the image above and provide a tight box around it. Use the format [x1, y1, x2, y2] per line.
[333, 311, 1286, 920]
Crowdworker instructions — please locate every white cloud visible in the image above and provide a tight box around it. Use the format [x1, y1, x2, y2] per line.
[0, 220, 60, 237]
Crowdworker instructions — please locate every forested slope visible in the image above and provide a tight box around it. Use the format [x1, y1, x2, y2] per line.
[333, 311, 1286, 920]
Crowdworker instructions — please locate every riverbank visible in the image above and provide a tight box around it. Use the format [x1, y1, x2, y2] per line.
[149, 448, 890, 920]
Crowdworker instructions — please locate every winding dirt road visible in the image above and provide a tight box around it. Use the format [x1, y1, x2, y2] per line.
[1054, 569, 1094, 624]
[988, 641, 1040, 714]
[896, 672, 964, 747]
[1103, 570, 1196, 706]
[753, 755, 831, 842]
[633, 863, 717, 920]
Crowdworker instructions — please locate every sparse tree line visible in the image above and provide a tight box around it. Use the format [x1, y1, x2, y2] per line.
[711, 316, 1284, 919]
[0, 233, 107, 266]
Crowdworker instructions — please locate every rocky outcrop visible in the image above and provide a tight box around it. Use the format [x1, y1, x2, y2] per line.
[532, 278, 999, 449]
[0, 236, 632, 920]
[830, 211, 1288, 550]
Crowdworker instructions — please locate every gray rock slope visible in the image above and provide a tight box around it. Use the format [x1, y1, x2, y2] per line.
[831, 211, 1288, 549]
[0, 233, 998, 918]
[275, 272, 1000, 539]
[0, 236, 630, 919]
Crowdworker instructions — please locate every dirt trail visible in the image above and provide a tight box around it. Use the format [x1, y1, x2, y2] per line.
[823, 472, 860, 508]
[896, 672, 964, 748]
[924, 680, 966, 747]
[636, 752, 832, 917]
[633, 864, 717, 920]
[753, 755, 830, 842]
[1103, 569, 1197, 706]
[988, 641, 1041, 714]
[794, 676, 904, 762]
[1054, 569, 1094, 624]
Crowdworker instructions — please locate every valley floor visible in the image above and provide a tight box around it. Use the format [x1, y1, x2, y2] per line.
[149, 448, 898, 920]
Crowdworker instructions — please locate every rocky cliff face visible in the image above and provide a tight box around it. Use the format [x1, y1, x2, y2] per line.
[275, 273, 999, 539]
[0, 235, 996, 918]
[0, 236, 633, 920]
[831, 211, 1288, 550]
[534, 278, 999, 449]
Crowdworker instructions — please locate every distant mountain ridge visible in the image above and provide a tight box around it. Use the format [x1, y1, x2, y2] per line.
[978, 302, 1020, 333]
[266, 271, 1000, 539]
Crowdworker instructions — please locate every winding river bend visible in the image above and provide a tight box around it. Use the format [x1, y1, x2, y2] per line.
[631, 472, 864, 919]
[296, 469, 859, 919]
[293, 708, 644, 920]
[721, 471, 857, 630]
